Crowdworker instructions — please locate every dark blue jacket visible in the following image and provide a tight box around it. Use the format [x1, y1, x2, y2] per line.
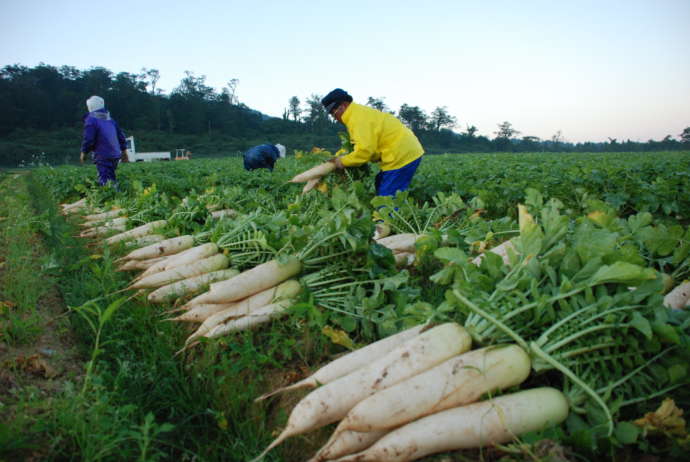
[81, 109, 126, 159]
[243, 144, 279, 171]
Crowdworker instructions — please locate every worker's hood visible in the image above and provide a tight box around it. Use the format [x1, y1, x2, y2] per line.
[88, 108, 111, 120]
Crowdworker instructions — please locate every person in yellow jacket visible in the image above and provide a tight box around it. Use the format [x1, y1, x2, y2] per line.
[321, 88, 424, 196]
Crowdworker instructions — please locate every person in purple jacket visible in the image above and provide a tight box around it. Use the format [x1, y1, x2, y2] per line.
[80, 95, 128, 186]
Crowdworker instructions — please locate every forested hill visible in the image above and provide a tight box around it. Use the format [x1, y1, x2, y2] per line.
[1, 64, 688, 167]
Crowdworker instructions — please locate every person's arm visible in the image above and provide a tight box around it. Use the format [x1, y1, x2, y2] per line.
[337, 119, 376, 168]
[115, 121, 128, 162]
[80, 118, 96, 163]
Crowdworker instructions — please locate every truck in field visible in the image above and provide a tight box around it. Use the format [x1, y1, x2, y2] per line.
[125, 137, 171, 162]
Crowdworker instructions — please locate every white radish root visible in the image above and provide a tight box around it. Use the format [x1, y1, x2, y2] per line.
[121, 235, 195, 262]
[128, 254, 229, 290]
[333, 387, 569, 462]
[290, 162, 336, 183]
[147, 268, 239, 304]
[195, 257, 301, 305]
[663, 281, 690, 310]
[256, 324, 426, 402]
[106, 220, 167, 245]
[375, 233, 419, 253]
[471, 239, 518, 266]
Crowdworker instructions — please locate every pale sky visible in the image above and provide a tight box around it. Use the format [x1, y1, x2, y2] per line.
[1, 0, 689, 143]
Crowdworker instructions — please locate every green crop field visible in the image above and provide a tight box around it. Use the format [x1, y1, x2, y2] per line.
[1, 150, 689, 462]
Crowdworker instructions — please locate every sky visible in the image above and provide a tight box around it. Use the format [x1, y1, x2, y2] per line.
[1, 0, 689, 143]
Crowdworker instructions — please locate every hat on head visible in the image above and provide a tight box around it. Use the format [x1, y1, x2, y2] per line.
[321, 88, 353, 113]
[275, 143, 286, 158]
[86, 95, 105, 112]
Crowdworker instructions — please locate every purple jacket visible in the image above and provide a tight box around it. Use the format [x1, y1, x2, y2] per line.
[81, 109, 126, 159]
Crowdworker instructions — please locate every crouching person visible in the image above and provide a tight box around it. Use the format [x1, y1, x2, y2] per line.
[243, 143, 286, 171]
[80, 95, 128, 187]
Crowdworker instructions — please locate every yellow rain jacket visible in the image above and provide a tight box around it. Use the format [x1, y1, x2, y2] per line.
[339, 103, 424, 171]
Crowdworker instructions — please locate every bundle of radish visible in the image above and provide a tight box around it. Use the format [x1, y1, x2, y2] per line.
[106, 219, 168, 245]
[79, 217, 128, 238]
[183, 256, 302, 307]
[136, 242, 219, 280]
[147, 268, 240, 304]
[127, 253, 229, 290]
[332, 387, 569, 462]
[252, 323, 472, 460]
[289, 162, 336, 184]
[118, 256, 168, 272]
[171, 280, 302, 354]
[82, 207, 123, 223]
[312, 344, 531, 461]
[177, 279, 300, 329]
[256, 324, 426, 402]
[60, 198, 87, 214]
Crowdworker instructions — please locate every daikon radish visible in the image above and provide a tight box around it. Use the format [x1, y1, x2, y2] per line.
[334, 387, 569, 462]
[80, 216, 127, 229]
[83, 208, 122, 222]
[372, 223, 391, 240]
[253, 323, 472, 461]
[375, 233, 419, 253]
[309, 430, 386, 462]
[138, 242, 218, 279]
[124, 234, 165, 248]
[663, 281, 690, 310]
[129, 254, 229, 290]
[61, 198, 87, 213]
[394, 252, 415, 267]
[302, 178, 321, 194]
[195, 256, 301, 305]
[121, 235, 195, 261]
[186, 280, 301, 343]
[79, 223, 127, 238]
[106, 220, 167, 245]
[471, 239, 517, 266]
[204, 298, 296, 339]
[168, 303, 237, 323]
[147, 268, 239, 304]
[339, 345, 530, 433]
[290, 162, 336, 183]
[210, 209, 237, 219]
[118, 256, 167, 272]
[256, 324, 426, 402]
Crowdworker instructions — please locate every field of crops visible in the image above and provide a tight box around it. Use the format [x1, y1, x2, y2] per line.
[3, 150, 690, 461]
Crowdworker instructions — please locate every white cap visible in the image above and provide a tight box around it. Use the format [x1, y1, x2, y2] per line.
[86, 95, 105, 112]
[275, 143, 286, 158]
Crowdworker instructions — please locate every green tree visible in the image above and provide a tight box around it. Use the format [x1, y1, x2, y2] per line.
[398, 104, 427, 132]
[680, 127, 690, 144]
[366, 97, 389, 113]
[288, 96, 301, 121]
[429, 106, 456, 131]
[494, 121, 520, 139]
[304, 94, 330, 133]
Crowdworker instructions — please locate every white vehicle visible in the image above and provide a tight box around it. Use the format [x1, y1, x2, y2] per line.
[125, 137, 171, 162]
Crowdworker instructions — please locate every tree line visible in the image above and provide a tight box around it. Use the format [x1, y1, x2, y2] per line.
[0, 64, 688, 166]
